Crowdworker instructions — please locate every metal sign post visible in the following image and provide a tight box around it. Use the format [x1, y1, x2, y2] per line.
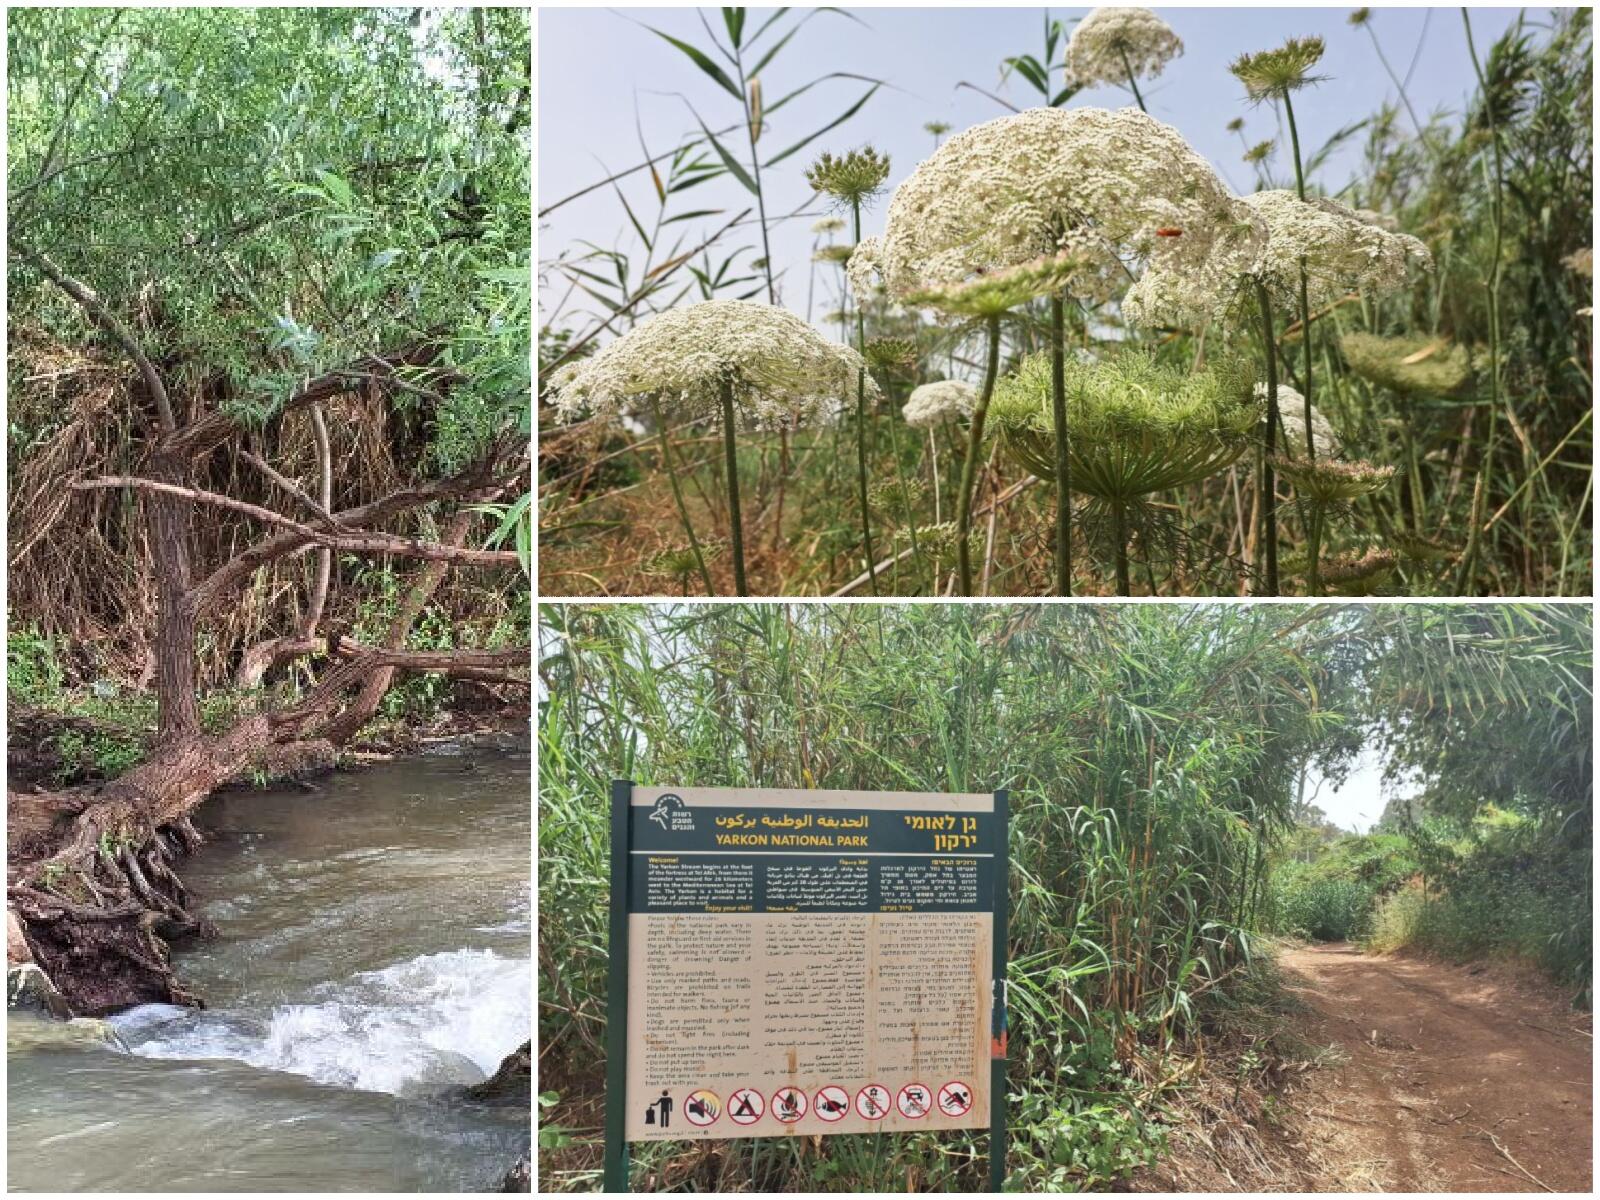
[602, 778, 633, 1192]
[990, 787, 1009, 1192]
[601, 782, 1010, 1192]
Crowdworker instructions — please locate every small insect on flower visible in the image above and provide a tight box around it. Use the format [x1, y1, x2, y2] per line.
[1156, 228, 1183, 238]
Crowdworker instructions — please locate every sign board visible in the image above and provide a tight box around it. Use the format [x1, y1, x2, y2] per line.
[603, 783, 1009, 1189]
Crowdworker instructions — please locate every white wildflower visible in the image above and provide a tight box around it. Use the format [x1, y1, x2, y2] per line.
[811, 215, 847, 235]
[1127, 190, 1430, 326]
[851, 107, 1263, 314]
[1242, 190, 1432, 307]
[903, 379, 976, 427]
[1066, 8, 1184, 88]
[546, 299, 878, 430]
[1260, 383, 1340, 458]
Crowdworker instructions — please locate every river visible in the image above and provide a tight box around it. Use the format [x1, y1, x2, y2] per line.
[8, 739, 531, 1192]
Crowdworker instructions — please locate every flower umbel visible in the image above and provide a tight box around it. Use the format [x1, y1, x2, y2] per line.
[989, 350, 1262, 500]
[805, 147, 891, 212]
[1340, 332, 1471, 396]
[547, 299, 877, 430]
[1065, 7, 1184, 88]
[1230, 36, 1327, 102]
[1259, 384, 1340, 458]
[1273, 456, 1395, 505]
[903, 379, 977, 427]
[903, 252, 1087, 318]
[857, 107, 1264, 313]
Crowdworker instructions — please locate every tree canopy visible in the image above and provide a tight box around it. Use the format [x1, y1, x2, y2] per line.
[8, 6, 530, 470]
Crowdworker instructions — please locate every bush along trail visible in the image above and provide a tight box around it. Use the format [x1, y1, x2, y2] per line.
[538, 602, 1590, 1192]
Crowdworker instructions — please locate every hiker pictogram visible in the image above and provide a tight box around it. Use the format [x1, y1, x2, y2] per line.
[855, 1083, 889, 1120]
[772, 1086, 807, 1122]
[684, 1088, 720, 1127]
[814, 1085, 849, 1121]
[728, 1087, 765, 1125]
[937, 1080, 972, 1117]
[897, 1082, 931, 1119]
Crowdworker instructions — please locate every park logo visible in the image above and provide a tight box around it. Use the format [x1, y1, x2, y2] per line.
[646, 793, 695, 833]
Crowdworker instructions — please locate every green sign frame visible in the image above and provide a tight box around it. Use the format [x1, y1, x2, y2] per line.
[601, 780, 1010, 1191]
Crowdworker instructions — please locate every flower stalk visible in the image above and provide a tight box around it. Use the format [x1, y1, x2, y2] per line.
[956, 315, 1003, 596]
[720, 377, 749, 596]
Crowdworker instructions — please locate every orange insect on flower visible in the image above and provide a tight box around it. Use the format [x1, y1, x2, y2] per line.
[1156, 227, 1183, 238]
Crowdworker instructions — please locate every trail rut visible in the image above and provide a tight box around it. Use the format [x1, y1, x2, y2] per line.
[1276, 943, 1591, 1192]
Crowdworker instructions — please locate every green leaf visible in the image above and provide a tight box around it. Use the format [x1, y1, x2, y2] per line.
[661, 208, 725, 224]
[763, 84, 880, 168]
[721, 7, 744, 48]
[312, 167, 354, 207]
[691, 110, 758, 194]
[1003, 54, 1049, 97]
[641, 22, 742, 100]
[745, 7, 790, 47]
[762, 70, 883, 117]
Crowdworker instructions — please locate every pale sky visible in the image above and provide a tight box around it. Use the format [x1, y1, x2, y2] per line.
[1308, 746, 1421, 833]
[538, 5, 1546, 331]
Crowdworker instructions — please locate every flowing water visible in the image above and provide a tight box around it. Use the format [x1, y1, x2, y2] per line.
[8, 739, 531, 1192]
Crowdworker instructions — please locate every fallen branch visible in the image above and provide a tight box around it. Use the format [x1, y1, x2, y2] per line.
[1473, 1127, 1554, 1192]
[73, 476, 520, 569]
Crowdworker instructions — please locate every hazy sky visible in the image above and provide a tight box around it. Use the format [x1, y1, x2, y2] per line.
[1308, 748, 1417, 834]
[538, 5, 1542, 330]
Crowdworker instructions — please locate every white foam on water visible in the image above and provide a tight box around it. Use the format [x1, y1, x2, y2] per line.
[110, 948, 529, 1096]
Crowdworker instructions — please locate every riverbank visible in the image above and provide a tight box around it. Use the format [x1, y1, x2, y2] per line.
[6, 677, 529, 795]
[9, 739, 531, 1192]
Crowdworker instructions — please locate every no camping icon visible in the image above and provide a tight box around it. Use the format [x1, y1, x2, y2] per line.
[728, 1087, 765, 1125]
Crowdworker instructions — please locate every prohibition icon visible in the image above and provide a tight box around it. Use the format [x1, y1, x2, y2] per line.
[937, 1080, 973, 1117]
[855, 1083, 890, 1120]
[772, 1086, 808, 1122]
[685, 1088, 721, 1127]
[728, 1087, 765, 1125]
[814, 1085, 849, 1121]
[897, 1082, 931, 1119]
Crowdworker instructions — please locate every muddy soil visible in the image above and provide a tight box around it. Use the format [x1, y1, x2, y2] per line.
[1274, 942, 1591, 1193]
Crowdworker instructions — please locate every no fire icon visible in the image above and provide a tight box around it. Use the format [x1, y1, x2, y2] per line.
[772, 1086, 808, 1122]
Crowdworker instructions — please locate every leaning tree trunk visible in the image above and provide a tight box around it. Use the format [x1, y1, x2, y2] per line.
[7, 249, 528, 1018]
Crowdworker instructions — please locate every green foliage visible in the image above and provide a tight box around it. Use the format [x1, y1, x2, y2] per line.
[1272, 878, 1375, 941]
[7, 626, 63, 706]
[9, 7, 530, 462]
[538, 603, 1346, 1190]
[52, 726, 143, 786]
[1367, 809, 1591, 999]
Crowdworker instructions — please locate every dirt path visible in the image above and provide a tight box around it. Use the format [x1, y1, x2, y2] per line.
[1277, 943, 1591, 1192]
